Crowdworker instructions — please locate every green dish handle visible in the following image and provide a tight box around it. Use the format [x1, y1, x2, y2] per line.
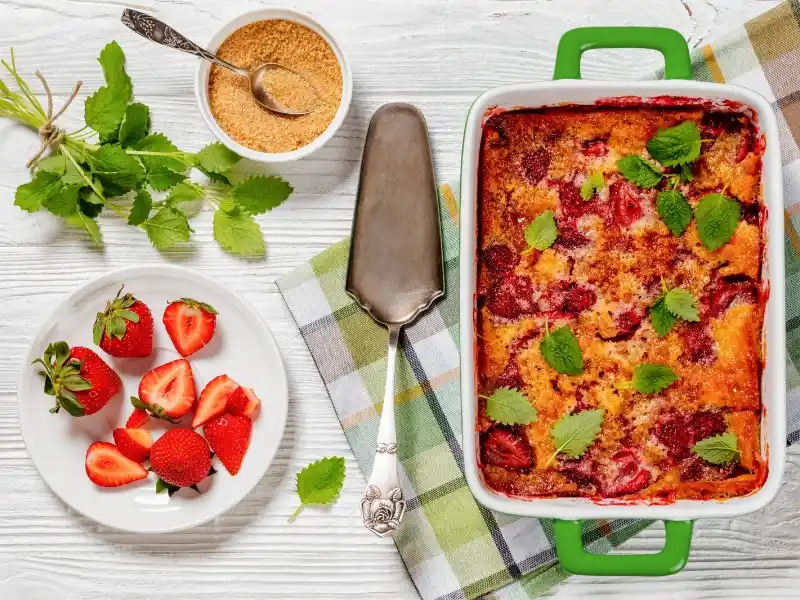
[553, 519, 693, 576]
[553, 27, 692, 80]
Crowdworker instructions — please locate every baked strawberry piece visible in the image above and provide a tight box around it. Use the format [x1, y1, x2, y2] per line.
[93, 287, 154, 358]
[85, 441, 148, 487]
[192, 375, 240, 428]
[33, 342, 122, 416]
[482, 426, 534, 469]
[204, 414, 252, 476]
[227, 386, 261, 418]
[113, 428, 153, 463]
[149, 428, 212, 493]
[163, 298, 217, 357]
[138, 359, 197, 420]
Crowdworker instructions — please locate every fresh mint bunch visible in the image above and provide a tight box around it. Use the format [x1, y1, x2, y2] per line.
[2, 43, 293, 256]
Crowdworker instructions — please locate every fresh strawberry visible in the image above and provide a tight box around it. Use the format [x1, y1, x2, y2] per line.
[33, 342, 122, 416]
[126, 408, 150, 428]
[138, 359, 197, 419]
[482, 426, 533, 469]
[227, 387, 261, 418]
[85, 441, 148, 487]
[204, 414, 252, 475]
[163, 298, 217, 357]
[93, 286, 154, 358]
[192, 375, 240, 428]
[149, 428, 211, 490]
[113, 427, 153, 463]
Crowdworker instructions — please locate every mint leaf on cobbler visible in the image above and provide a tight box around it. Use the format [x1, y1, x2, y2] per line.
[523, 210, 557, 252]
[616, 155, 662, 188]
[481, 387, 538, 425]
[695, 193, 741, 251]
[680, 163, 694, 183]
[540, 323, 583, 375]
[656, 190, 692, 237]
[649, 296, 677, 337]
[647, 120, 701, 167]
[632, 363, 679, 394]
[663, 288, 699, 322]
[580, 171, 604, 201]
[549, 409, 604, 461]
[692, 433, 740, 465]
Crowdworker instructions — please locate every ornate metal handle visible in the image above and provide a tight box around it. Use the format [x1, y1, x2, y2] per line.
[360, 326, 406, 537]
[120, 9, 249, 78]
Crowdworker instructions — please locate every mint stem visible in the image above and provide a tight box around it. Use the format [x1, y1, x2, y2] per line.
[287, 503, 305, 523]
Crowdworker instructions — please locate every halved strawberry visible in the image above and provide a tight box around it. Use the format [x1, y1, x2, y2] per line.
[126, 408, 150, 428]
[138, 359, 196, 419]
[482, 426, 533, 469]
[85, 441, 148, 487]
[93, 286, 154, 358]
[192, 375, 240, 428]
[33, 342, 122, 416]
[163, 298, 217, 357]
[227, 387, 261, 418]
[149, 428, 212, 493]
[113, 427, 152, 463]
[204, 414, 252, 476]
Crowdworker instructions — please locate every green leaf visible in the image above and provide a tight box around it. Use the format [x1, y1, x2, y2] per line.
[62, 375, 92, 391]
[148, 169, 187, 192]
[289, 457, 346, 522]
[142, 205, 192, 250]
[97, 41, 132, 94]
[155, 478, 169, 494]
[550, 409, 604, 459]
[197, 142, 241, 173]
[134, 133, 187, 175]
[198, 165, 231, 186]
[540, 325, 583, 375]
[650, 296, 677, 337]
[656, 190, 692, 237]
[692, 433, 740, 465]
[128, 189, 152, 226]
[663, 288, 700, 322]
[42, 184, 80, 217]
[36, 155, 66, 175]
[52, 341, 70, 367]
[631, 363, 679, 394]
[66, 212, 102, 246]
[89, 144, 145, 191]
[84, 41, 132, 137]
[483, 387, 538, 425]
[616, 155, 663, 188]
[213, 209, 265, 256]
[580, 171, 604, 201]
[694, 193, 741, 251]
[57, 389, 85, 417]
[78, 196, 103, 218]
[165, 181, 203, 205]
[118, 102, 150, 147]
[62, 159, 86, 186]
[680, 163, 694, 183]
[228, 175, 293, 215]
[523, 210, 557, 251]
[14, 171, 62, 212]
[647, 120, 701, 167]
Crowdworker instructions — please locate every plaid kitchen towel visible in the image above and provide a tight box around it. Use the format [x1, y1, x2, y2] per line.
[278, 2, 800, 598]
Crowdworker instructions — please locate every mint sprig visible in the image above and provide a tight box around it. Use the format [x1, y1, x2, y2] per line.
[481, 387, 538, 425]
[580, 171, 604, 201]
[289, 457, 346, 523]
[647, 120, 702, 167]
[692, 433, 740, 465]
[630, 363, 679, 394]
[540, 322, 583, 376]
[694, 193, 741, 251]
[616, 155, 662, 188]
[548, 409, 604, 464]
[523, 210, 557, 252]
[656, 190, 692, 237]
[649, 279, 699, 336]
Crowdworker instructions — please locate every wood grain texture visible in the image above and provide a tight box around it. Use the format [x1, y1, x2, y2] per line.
[0, 0, 790, 598]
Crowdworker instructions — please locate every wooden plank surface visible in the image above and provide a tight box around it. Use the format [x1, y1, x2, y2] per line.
[0, 0, 792, 598]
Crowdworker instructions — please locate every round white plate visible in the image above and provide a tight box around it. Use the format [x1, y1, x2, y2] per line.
[18, 265, 288, 533]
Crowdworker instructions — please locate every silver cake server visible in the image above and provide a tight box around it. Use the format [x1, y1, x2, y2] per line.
[346, 103, 444, 537]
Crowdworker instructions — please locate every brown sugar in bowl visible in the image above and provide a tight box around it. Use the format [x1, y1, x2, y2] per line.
[195, 9, 352, 162]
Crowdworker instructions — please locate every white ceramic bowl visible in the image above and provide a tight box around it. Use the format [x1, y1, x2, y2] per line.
[195, 8, 353, 163]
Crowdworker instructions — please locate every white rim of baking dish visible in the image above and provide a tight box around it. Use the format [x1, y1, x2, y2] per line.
[194, 8, 353, 163]
[459, 79, 786, 522]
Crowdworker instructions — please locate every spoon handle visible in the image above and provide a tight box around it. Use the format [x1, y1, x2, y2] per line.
[360, 326, 406, 538]
[121, 9, 249, 78]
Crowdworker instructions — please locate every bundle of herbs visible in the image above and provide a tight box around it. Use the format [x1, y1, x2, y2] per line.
[0, 41, 292, 255]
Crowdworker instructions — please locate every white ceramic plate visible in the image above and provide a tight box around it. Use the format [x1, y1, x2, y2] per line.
[18, 265, 288, 533]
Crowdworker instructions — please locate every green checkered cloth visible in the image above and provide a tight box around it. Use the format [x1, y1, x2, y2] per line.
[278, 3, 800, 598]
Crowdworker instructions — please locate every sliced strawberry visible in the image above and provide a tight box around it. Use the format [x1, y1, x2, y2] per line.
[483, 244, 519, 274]
[682, 324, 716, 365]
[85, 441, 148, 487]
[163, 298, 218, 357]
[93, 286, 154, 358]
[702, 276, 757, 318]
[227, 387, 261, 418]
[34, 342, 122, 416]
[126, 408, 150, 428]
[600, 448, 651, 497]
[520, 147, 551, 183]
[482, 426, 533, 469]
[485, 274, 535, 320]
[113, 427, 153, 463]
[192, 375, 240, 428]
[204, 414, 252, 476]
[149, 428, 211, 489]
[138, 359, 197, 419]
[609, 180, 644, 227]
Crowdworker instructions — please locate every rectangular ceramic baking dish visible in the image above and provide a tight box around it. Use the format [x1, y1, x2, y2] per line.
[459, 27, 786, 577]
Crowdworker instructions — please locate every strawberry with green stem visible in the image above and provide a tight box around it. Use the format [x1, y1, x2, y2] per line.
[93, 285, 154, 357]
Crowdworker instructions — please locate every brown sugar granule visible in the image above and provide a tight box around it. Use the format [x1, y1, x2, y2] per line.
[208, 20, 343, 153]
[260, 68, 318, 114]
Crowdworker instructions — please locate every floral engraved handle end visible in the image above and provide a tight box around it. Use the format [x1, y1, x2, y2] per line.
[361, 484, 406, 538]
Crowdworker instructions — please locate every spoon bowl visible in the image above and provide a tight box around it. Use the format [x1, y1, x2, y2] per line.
[250, 63, 318, 116]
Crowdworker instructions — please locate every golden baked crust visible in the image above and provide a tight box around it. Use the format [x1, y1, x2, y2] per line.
[476, 102, 766, 502]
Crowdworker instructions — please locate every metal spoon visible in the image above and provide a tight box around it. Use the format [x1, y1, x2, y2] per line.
[121, 9, 316, 116]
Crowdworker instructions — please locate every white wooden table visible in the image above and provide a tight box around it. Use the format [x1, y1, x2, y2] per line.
[0, 0, 796, 598]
